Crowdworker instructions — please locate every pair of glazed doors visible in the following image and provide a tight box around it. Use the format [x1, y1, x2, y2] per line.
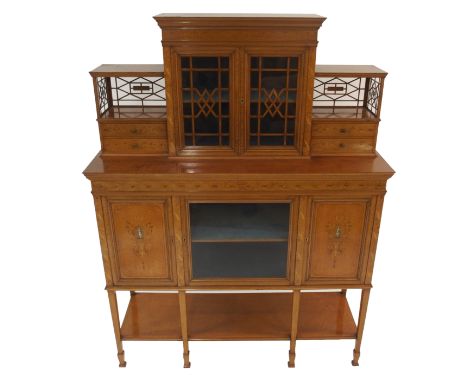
[170, 47, 313, 154]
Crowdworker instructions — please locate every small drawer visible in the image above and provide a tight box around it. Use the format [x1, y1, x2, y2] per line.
[311, 138, 375, 155]
[312, 122, 377, 137]
[100, 122, 167, 138]
[102, 138, 168, 154]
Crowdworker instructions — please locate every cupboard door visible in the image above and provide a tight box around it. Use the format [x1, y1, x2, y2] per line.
[182, 198, 298, 286]
[175, 51, 239, 153]
[305, 200, 371, 282]
[247, 54, 302, 149]
[108, 199, 176, 285]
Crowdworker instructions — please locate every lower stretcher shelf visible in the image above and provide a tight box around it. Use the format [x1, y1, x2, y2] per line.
[120, 292, 357, 341]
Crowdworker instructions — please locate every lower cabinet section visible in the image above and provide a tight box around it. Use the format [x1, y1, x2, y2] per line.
[101, 196, 377, 286]
[106, 199, 177, 285]
[96, 193, 383, 365]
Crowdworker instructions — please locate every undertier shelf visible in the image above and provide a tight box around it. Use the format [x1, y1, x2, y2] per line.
[120, 292, 357, 341]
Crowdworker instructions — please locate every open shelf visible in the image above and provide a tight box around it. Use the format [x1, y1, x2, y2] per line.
[121, 293, 181, 340]
[313, 65, 387, 120]
[120, 292, 357, 341]
[312, 106, 379, 120]
[100, 106, 167, 119]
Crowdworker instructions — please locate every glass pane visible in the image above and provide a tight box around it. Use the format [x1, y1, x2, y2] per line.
[262, 57, 288, 69]
[249, 56, 298, 147]
[192, 57, 219, 68]
[181, 56, 230, 147]
[190, 203, 290, 279]
[192, 242, 288, 278]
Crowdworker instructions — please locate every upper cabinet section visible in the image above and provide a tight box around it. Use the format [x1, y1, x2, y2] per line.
[154, 13, 325, 156]
[89, 14, 387, 158]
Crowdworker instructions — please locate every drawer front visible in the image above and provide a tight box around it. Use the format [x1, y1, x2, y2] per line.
[100, 122, 167, 138]
[312, 122, 377, 137]
[102, 138, 168, 154]
[310, 138, 375, 154]
[107, 199, 176, 285]
[305, 199, 371, 282]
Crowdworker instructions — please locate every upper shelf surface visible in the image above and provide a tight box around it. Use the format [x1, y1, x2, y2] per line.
[90, 64, 386, 77]
[90, 64, 164, 77]
[315, 65, 387, 77]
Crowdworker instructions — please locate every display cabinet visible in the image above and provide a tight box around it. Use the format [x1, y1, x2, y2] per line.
[84, 13, 394, 369]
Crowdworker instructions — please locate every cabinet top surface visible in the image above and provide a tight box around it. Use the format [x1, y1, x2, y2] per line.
[154, 13, 326, 28]
[155, 13, 325, 19]
[84, 153, 394, 179]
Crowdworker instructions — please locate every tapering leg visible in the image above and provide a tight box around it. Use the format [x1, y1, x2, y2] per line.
[352, 288, 371, 366]
[178, 291, 191, 368]
[341, 289, 347, 297]
[107, 290, 126, 367]
[288, 290, 301, 368]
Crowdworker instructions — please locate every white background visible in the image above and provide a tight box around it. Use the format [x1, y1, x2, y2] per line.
[1, 0, 467, 380]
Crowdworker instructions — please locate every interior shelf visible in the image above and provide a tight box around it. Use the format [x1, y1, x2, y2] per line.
[99, 106, 378, 121]
[100, 106, 167, 119]
[312, 106, 379, 120]
[120, 292, 357, 341]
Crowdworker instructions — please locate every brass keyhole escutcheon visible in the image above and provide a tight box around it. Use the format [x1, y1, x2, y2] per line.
[135, 226, 144, 240]
[335, 226, 342, 238]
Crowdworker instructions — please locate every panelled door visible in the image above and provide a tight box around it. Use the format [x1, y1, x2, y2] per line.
[304, 198, 374, 284]
[106, 198, 177, 285]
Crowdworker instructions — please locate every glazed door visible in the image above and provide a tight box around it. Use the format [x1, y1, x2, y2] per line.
[304, 199, 373, 283]
[244, 49, 306, 154]
[106, 198, 177, 285]
[183, 199, 297, 285]
[174, 48, 239, 155]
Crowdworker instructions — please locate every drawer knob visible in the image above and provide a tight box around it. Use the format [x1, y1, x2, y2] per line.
[130, 128, 139, 135]
[339, 128, 347, 134]
[339, 143, 345, 148]
[131, 143, 140, 149]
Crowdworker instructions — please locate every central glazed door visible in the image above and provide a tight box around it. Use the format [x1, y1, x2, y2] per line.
[182, 198, 298, 286]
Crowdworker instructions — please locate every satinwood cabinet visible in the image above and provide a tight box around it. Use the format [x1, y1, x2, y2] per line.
[84, 13, 394, 368]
